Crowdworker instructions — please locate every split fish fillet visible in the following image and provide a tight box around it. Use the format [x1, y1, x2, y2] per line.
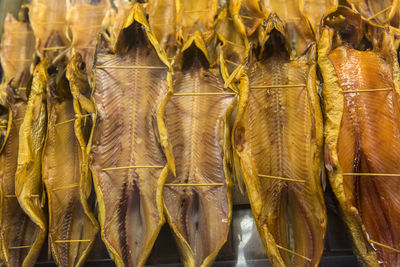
[90, 5, 170, 267]
[14, 59, 49, 267]
[162, 43, 234, 267]
[42, 57, 98, 267]
[320, 7, 400, 266]
[67, 0, 110, 75]
[232, 17, 326, 267]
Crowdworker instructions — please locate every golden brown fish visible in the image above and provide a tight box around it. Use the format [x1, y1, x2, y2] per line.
[161, 33, 235, 266]
[319, 6, 400, 266]
[90, 4, 171, 266]
[15, 59, 49, 267]
[41, 55, 98, 267]
[232, 14, 326, 267]
[0, 9, 39, 267]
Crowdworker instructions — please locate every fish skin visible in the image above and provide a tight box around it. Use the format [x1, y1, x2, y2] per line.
[90, 5, 170, 267]
[162, 45, 235, 267]
[14, 59, 49, 267]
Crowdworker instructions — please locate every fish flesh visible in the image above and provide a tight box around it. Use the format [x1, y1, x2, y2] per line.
[67, 0, 110, 75]
[161, 36, 235, 266]
[232, 14, 326, 267]
[14, 59, 49, 267]
[42, 55, 98, 267]
[90, 5, 171, 266]
[320, 6, 400, 266]
[0, 10, 39, 267]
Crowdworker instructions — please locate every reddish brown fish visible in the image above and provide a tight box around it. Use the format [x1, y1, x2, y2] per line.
[320, 6, 400, 266]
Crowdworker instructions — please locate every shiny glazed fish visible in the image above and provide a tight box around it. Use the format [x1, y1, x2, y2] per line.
[90, 5, 170, 267]
[232, 15, 326, 267]
[320, 7, 400, 266]
[161, 36, 234, 267]
[15, 59, 49, 267]
[0, 10, 37, 267]
[42, 57, 98, 267]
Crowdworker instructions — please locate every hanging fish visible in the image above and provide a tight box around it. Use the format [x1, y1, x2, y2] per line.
[231, 5, 326, 267]
[90, 4, 172, 266]
[319, 6, 400, 266]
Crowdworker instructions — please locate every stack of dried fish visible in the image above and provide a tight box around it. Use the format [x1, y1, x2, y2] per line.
[1, 0, 400, 267]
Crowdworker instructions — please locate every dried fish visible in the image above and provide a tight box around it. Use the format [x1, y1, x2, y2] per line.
[29, 0, 69, 59]
[347, 0, 399, 28]
[67, 0, 110, 74]
[15, 59, 49, 267]
[232, 13, 326, 267]
[161, 33, 235, 267]
[0, 9, 38, 267]
[90, 4, 171, 266]
[319, 6, 400, 266]
[41, 55, 98, 267]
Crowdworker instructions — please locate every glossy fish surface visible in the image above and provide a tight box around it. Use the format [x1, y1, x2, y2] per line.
[320, 6, 400, 267]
